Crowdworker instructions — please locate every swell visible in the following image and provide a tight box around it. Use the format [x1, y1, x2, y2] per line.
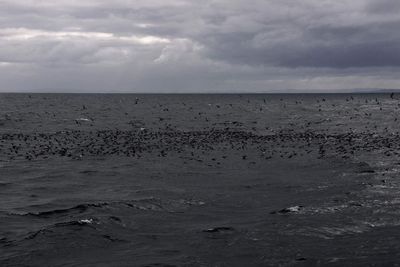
[22, 202, 109, 218]
[0, 218, 127, 251]
[25, 219, 97, 240]
[10, 197, 205, 218]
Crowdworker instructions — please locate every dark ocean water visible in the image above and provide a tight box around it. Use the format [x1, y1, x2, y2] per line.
[1, 93, 400, 266]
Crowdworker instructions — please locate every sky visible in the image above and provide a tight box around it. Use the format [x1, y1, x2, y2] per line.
[1, 0, 400, 93]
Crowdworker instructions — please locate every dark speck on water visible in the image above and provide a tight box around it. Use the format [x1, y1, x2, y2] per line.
[1, 93, 400, 266]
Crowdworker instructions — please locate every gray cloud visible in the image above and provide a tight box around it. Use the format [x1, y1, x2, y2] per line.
[0, 0, 400, 92]
[366, 0, 400, 14]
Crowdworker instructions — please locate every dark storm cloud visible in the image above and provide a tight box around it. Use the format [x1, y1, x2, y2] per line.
[228, 22, 400, 69]
[197, 4, 400, 69]
[366, 0, 400, 13]
[287, 23, 400, 68]
[0, 0, 400, 92]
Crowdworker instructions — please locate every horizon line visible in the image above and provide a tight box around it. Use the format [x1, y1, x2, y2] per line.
[1, 88, 400, 94]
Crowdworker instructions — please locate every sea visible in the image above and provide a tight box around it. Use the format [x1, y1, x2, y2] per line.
[1, 93, 400, 266]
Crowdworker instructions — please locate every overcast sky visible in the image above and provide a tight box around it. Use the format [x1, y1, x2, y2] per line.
[1, 0, 400, 93]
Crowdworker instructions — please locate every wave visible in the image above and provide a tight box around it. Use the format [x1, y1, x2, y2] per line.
[24, 202, 109, 218]
[11, 197, 205, 218]
[25, 219, 96, 240]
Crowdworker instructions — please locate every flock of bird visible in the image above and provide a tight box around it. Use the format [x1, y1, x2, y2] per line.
[0, 94, 399, 163]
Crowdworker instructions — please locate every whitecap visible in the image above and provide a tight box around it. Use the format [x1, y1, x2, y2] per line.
[76, 118, 91, 122]
[79, 219, 94, 224]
